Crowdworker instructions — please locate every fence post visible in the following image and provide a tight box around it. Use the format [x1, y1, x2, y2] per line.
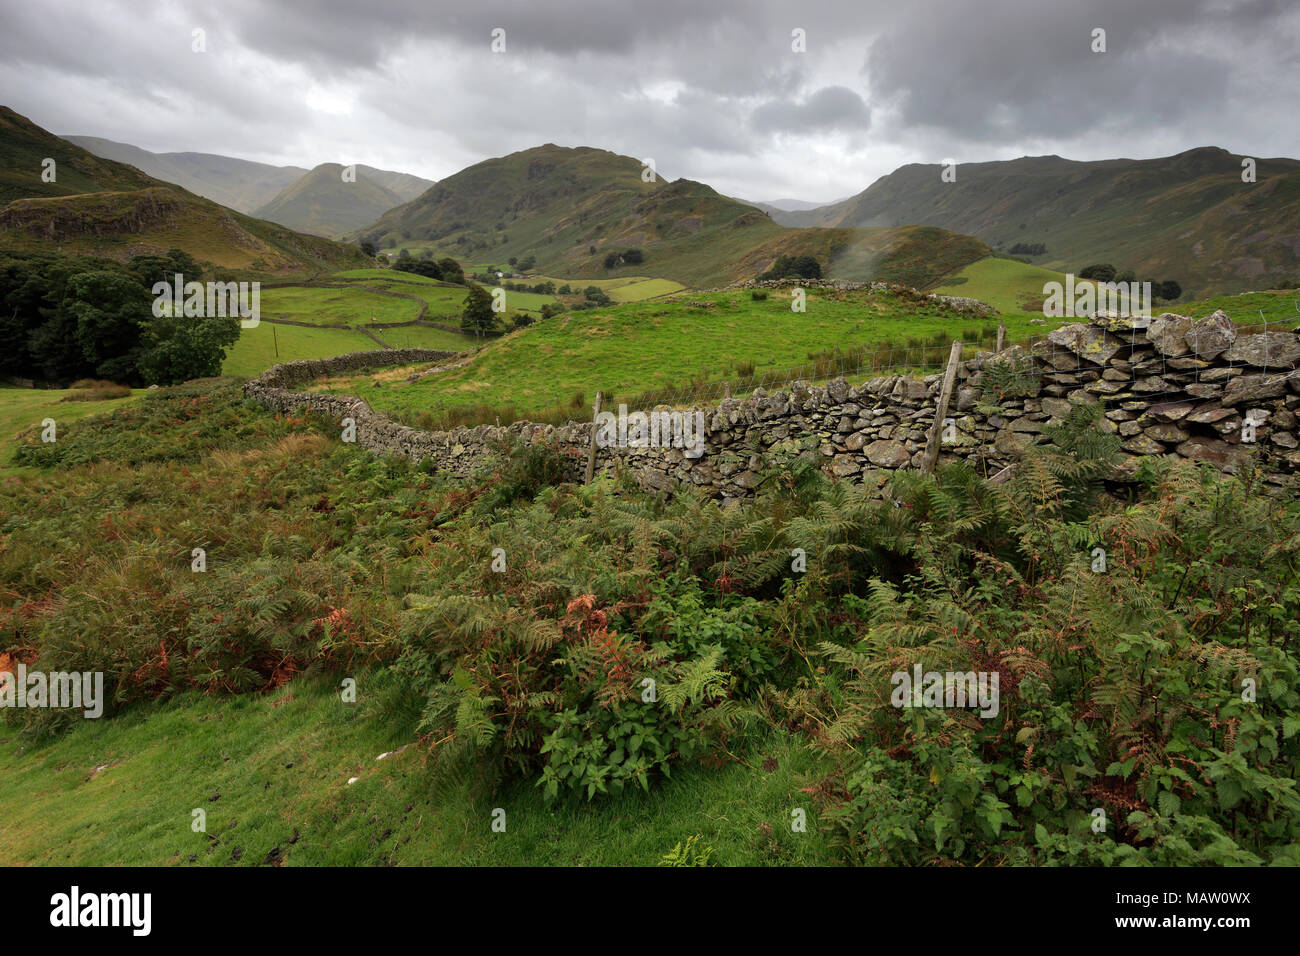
[996, 322, 1006, 353]
[584, 391, 603, 485]
[922, 341, 964, 475]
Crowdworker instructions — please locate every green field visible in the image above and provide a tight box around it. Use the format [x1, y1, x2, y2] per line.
[0, 673, 827, 866]
[261, 286, 423, 326]
[221, 324, 384, 379]
[932, 256, 1083, 314]
[216, 274, 481, 379]
[311, 287, 1063, 428]
[1179, 288, 1300, 328]
[607, 277, 686, 302]
[0, 387, 141, 476]
[532, 274, 687, 301]
[331, 268, 450, 286]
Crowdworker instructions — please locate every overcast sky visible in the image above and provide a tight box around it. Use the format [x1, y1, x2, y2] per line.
[2, 0, 1297, 203]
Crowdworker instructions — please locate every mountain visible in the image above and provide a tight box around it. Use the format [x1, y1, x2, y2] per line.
[63, 136, 307, 213]
[774, 148, 1300, 296]
[63, 138, 435, 223]
[253, 163, 419, 237]
[740, 196, 848, 214]
[354, 144, 986, 287]
[357, 167, 435, 203]
[1, 107, 368, 276]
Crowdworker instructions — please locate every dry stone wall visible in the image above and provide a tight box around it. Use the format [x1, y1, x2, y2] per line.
[243, 312, 1300, 499]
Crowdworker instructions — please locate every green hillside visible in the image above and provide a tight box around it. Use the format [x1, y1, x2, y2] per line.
[780, 148, 1300, 296]
[254, 163, 409, 238]
[353, 144, 985, 289]
[933, 256, 1084, 314]
[63, 136, 308, 213]
[0, 107, 368, 277]
[0, 109, 155, 203]
[309, 286, 1050, 430]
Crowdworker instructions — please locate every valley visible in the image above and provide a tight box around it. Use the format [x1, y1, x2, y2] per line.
[3, 37, 1300, 880]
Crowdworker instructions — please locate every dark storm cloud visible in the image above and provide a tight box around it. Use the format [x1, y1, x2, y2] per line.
[863, 0, 1296, 140]
[0, 0, 1296, 201]
[751, 86, 870, 134]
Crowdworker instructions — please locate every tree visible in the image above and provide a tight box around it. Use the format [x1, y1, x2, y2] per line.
[360, 240, 377, 258]
[460, 283, 498, 336]
[64, 271, 151, 383]
[128, 249, 201, 289]
[398, 248, 411, 260]
[395, 259, 442, 279]
[1160, 280, 1182, 301]
[758, 253, 821, 281]
[136, 313, 240, 386]
[437, 258, 465, 284]
[518, 255, 536, 271]
[1079, 263, 1117, 282]
[791, 254, 822, 279]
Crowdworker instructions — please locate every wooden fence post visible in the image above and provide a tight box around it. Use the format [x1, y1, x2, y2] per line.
[922, 341, 964, 475]
[996, 322, 1006, 353]
[584, 391, 603, 485]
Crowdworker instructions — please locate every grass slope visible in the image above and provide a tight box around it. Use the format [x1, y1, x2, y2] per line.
[0, 381, 831, 866]
[0, 106, 368, 277]
[0, 674, 827, 866]
[933, 256, 1083, 314]
[781, 147, 1300, 296]
[0, 387, 141, 476]
[312, 287, 1052, 428]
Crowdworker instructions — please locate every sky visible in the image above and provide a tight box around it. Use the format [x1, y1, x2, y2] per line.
[1, 0, 1297, 204]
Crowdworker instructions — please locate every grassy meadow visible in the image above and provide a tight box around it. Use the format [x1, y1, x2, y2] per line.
[933, 256, 1081, 314]
[309, 286, 1055, 429]
[0, 386, 141, 476]
[0, 672, 827, 866]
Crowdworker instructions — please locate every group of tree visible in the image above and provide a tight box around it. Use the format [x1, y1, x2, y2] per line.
[1008, 242, 1047, 256]
[0, 249, 240, 387]
[497, 280, 556, 295]
[1078, 263, 1181, 301]
[392, 252, 465, 284]
[758, 254, 823, 280]
[568, 286, 612, 311]
[603, 248, 644, 269]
